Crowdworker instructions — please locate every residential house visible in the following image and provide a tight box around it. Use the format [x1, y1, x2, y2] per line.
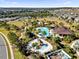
[46, 49, 71, 59]
[50, 27, 72, 38]
[71, 40, 79, 56]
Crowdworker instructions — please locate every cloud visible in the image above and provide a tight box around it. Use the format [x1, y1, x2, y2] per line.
[0, 0, 5, 2]
[63, 1, 71, 5]
[0, 0, 77, 7]
[0, 0, 21, 7]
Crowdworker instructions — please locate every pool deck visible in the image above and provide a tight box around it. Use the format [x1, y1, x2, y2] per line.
[28, 38, 53, 54]
[39, 39, 53, 54]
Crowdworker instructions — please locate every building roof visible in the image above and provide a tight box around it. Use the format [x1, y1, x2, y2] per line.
[53, 27, 72, 35]
[71, 40, 79, 51]
[47, 49, 71, 59]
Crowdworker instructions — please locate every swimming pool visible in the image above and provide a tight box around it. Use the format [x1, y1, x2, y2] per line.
[37, 44, 48, 53]
[36, 27, 50, 37]
[40, 44, 48, 50]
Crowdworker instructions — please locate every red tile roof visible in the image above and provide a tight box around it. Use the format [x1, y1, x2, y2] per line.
[53, 27, 72, 35]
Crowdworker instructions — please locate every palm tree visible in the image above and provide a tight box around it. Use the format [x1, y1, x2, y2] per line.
[42, 31, 47, 35]
[63, 36, 72, 43]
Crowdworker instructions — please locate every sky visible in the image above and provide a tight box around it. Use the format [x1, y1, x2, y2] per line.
[0, 0, 79, 7]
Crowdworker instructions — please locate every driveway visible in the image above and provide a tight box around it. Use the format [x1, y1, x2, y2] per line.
[0, 35, 8, 59]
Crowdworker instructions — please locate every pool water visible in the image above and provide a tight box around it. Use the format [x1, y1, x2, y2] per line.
[39, 44, 48, 52]
[36, 27, 50, 37]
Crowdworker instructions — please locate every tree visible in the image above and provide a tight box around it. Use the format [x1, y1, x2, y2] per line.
[54, 37, 61, 43]
[63, 36, 72, 43]
[63, 46, 76, 59]
[0, 21, 8, 27]
[32, 42, 38, 47]
[38, 29, 41, 33]
[42, 31, 47, 35]
[7, 32, 18, 44]
[4, 24, 11, 30]
[32, 21, 37, 25]
[21, 37, 31, 44]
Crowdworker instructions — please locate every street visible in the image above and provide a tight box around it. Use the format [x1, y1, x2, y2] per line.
[0, 35, 8, 59]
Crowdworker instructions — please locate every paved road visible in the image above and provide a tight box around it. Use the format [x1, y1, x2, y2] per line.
[0, 35, 8, 59]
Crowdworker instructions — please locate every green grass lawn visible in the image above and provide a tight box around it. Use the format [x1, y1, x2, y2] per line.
[7, 20, 24, 27]
[0, 27, 27, 59]
[0, 28, 9, 36]
[13, 48, 27, 59]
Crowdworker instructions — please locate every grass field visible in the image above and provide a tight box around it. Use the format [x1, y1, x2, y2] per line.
[13, 48, 27, 59]
[0, 27, 26, 59]
[0, 28, 9, 36]
[7, 20, 24, 27]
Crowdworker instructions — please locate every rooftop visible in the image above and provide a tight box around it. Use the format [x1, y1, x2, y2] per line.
[71, 40, 79, 49]
[52, 27, 72, 35]
[47, 49, 71, 59]
[71, 40, 79, 56]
